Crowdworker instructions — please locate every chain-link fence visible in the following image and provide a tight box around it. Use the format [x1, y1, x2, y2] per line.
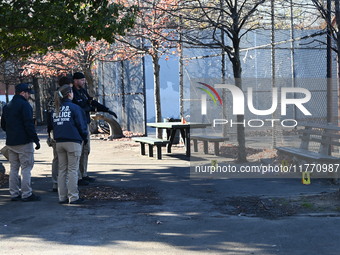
[184, 28, 338, 150]
[96, 59, 145, 134]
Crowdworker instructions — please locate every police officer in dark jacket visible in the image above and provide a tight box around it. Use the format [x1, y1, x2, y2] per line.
[72, 72, 117, 123]
[72, 72, 117, 184]
[1, 83, 41, 202]
[51, 97, 88, 144]
[47, 76, 74, 191]
[48, 84, 88, 204]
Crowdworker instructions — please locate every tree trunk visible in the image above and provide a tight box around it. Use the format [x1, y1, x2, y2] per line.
[152, 54, 162, 138]
[5, 83, 9, 103]
[326, 0, 333, 123]
[220, 0, 228, 138]
[179, 41, 184, 118]
[335, 0, 340, 125]
[120, 61, 127, 128]
[179, 15, 184, 118]
[231, 37, 247, 162]
[271, 0, 277, 148]
[84, 68, 96, 97]
[32, 77, 42, 125]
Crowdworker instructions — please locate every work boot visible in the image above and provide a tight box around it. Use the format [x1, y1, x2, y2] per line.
[59, 199, 68, 204]
[22, 193, 41, 202]
[10, 195, 21, 201]
[78, 179, 89, 186]
[82, 176, 95, 182]
[69, 198, 85, 204]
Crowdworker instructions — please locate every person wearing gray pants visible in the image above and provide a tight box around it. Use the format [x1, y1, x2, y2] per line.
[56, 142, 82, 203]
[46, 76, 74, 192]
[1, 83, 41, 202]
[48, 84, 88, 204]
[72, 72, 117, 184]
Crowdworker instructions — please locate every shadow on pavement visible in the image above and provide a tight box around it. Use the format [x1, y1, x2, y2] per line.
[1, 160, 340, 254]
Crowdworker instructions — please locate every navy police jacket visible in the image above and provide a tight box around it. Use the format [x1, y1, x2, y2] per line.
[1, 95, 39, 146]
[72, 86, 110, 124]
[48, 99, 88, 144]
[72, 87, 94, 124]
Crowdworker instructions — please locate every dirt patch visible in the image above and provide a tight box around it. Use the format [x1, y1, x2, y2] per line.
[224, 196, 297, 218]
[247, 149, 277, 161]
[193, 141, 280, 166]
[219, 145, 263, 158]
[289, 191, 340, 213]
[223, 191, 340, 219]
[80, 185, 158, 202]
[246, 129, 299, 137]
[0, 173, 9, 188]
[92, 130, 144, 141]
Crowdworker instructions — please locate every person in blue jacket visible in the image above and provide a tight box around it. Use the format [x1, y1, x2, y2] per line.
[1, 83, 41, 202]
[48, 84, 88, 204]
[72, 72, 117, 185]
[46, 76, 74, 192]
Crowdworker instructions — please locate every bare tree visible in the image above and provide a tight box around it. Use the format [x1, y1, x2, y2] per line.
[171, 0, 267, 162]
[116, 0, 178, 137]
[312, 0, 339, 70]
[309, 0, 340, 125]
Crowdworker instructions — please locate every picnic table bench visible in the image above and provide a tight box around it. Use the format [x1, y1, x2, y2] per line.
[132, 137, 169, 160]
[191, 135, 229, 156]
[147, 122, 211, 157]
[276, 123, 340, 179]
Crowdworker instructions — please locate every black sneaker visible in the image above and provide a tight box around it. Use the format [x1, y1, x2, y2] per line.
[78, 179, 89, 186]
[59, 199, 68, 204]
[69, 198, 85, 204]
[82, 176, 96, 182]
[10, 195, 21, 201]
[22, 193, 41, 202]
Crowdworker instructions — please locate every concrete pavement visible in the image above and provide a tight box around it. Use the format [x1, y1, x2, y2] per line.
[0, 128, 340, 255]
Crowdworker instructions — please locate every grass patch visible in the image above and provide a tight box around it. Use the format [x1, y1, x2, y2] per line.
[301, 202, 314, 209]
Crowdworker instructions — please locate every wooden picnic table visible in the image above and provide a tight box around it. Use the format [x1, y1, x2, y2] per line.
[147, 122, 211, 157]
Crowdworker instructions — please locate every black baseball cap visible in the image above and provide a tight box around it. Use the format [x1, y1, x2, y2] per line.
[58, 76, 73, 87]
[15, 83, 35, 94]
[72, 72, 85, 80]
